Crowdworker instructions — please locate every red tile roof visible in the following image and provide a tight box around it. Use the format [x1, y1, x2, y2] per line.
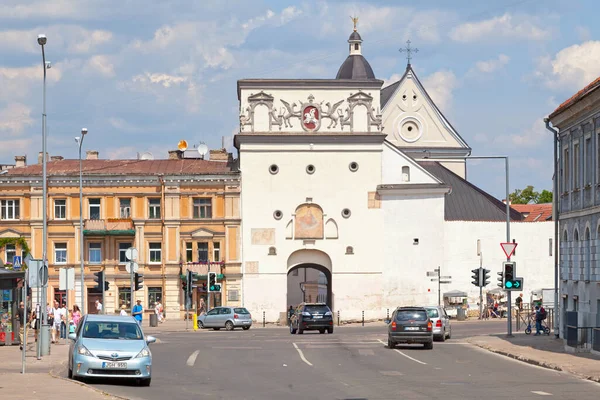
[4, 159, 236, 177]
[510, 203, 552, 222]
[549, 76, 600, 118]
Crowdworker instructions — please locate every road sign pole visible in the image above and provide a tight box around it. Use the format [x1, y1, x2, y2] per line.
[22, 270, 28, 374]
[101, 268, 105, 315]
[437, 267, 441, 306]
[185, 270, 189, 332]
[130, 263, 134, 312]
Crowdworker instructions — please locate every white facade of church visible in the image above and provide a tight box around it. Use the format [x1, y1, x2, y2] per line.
[235, 27, 554, 322]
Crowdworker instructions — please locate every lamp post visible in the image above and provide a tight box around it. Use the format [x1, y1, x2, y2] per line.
[76, 129, 88, 315]
[37, 33, 50, 358]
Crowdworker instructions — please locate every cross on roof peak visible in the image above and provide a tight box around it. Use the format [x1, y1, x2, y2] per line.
[399, 40, 418, 66]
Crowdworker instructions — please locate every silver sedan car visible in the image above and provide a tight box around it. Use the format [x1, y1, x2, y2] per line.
[68, 314, 156, 386]
[424, 306, 451, 341]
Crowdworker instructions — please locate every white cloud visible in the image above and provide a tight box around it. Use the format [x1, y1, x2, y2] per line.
[535, 41, 600, 91]
[450, 13, 550, 42]
[87, 55, 115, 77]
[0, 25, 112, 54]
[0, 0, 90, 19]
[382, 73, 402, 87]
[0, 64, 62, 101]
[0, 103, 34, 136]
[506, 118, 548, 147]
[473, 54, 510, 74]
[422, 70, 458, 110]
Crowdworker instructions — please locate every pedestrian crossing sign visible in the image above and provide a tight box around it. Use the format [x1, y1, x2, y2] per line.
[13, 256, 22, 270]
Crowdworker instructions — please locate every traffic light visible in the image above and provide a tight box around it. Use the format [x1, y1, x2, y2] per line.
[93, 271, 104, 291]
[483, 269, 490, 286]
[134, 273, 144, 291]
[497, 271, 504, 288]
[208, 272, 216, 292]
[471, 268, 481, 287]
[503, 262, 517, 289]
[188, 271, 200, 289]
[181, 274, 188, 293]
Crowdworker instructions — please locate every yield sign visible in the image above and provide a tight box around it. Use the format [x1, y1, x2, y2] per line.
[500, 242, 518, 259]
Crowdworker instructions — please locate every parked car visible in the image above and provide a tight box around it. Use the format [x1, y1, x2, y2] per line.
[289, 303, 334, 334]
[68, 314, 156, 386]
[386, 306, 433, 349]
[424, 306, 451, 342]
[197, 307, 252, 331]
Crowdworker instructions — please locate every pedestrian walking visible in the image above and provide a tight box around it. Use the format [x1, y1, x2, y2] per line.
[72, 305, 82, 327]
[120, 304, 128, 316]
[287, 305, 294, 325]
[534, 303, 546, 335]
[59, 303, 67, 339]
[95, 299, 103, 314]
[515, 293, 523, 312]
[132, 299, 143, 325]
[199, 297, 206, 316]
[155, 301, 164, 323]
[17, 301, 31, 351]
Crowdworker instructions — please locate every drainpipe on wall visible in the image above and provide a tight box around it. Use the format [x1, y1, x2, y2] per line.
[159, 176, 166, 317]
[544, 117, 560, 338]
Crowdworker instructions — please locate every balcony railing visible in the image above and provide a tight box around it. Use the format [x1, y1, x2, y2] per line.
[83, 218, 135, 236]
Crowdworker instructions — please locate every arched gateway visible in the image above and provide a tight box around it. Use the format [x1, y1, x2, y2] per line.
[287, 249, 332, 309]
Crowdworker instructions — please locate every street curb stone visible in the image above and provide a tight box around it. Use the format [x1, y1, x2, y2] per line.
[49, 362, 130, 400]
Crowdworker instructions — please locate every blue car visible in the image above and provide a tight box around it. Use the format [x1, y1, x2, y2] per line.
[68, 314, 156, 386]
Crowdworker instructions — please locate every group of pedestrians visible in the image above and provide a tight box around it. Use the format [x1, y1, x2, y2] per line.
[16, 300, 83, 349]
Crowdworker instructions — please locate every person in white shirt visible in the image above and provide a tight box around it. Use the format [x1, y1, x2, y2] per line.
[95, 300, 103, 314]
[155, 301, 164, 323]
[120, 305, 128, 316]
[52, 300, 62, 343]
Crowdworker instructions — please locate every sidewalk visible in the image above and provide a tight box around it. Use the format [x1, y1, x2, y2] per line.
[0, 340, 123, 399]
[467, 332, 600, 383]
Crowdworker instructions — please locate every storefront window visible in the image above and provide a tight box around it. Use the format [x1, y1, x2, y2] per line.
[148, 287, 162, 309]
[118, 287, 131, 309]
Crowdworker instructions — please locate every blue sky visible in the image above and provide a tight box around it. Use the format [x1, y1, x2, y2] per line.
[0, 0, 599, 199]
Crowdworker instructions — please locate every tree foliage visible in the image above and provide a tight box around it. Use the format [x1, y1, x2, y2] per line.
[508, 186, 553, 204]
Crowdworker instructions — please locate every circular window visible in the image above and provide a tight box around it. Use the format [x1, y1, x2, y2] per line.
[306, 164, 315, 174]
[269, 164, 279, 175]
[395, 115, 423, 143]
[413, 95, 417, 100]
[273, 210, 283, 220]
[341, 208, 351, 218]
[349, 162, 359, 172]
[402, 94, 407, 100]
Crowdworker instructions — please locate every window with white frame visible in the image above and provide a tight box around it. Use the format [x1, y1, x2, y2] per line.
[193, 198, 212, 219]
[149, 243, 161, 263]
[186, 242, 193, 262]
[119, 242, 132, 263]
[148, 198, 160, 219]
[89, 243, 102, 264]
[563, 147, 570, 191]
[1, 199, 20, 220]
[54, 243, 67, 264]
[89, 198, 101, 219]
[148, 287, 162, 308]
[213, 242, 221, 262]
[585, 136, 592, 185]
[119, 198, 131, 218]
[54, 199, 66, 219]
[574, 141, 580, 189]
[5, 244, 16, 264]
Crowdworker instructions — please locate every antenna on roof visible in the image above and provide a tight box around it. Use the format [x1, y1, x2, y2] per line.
[197, 142, 208, 159]
[139, 152, 154, 160]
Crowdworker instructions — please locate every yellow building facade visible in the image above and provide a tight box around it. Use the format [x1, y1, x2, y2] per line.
[0, 149, 241, 318]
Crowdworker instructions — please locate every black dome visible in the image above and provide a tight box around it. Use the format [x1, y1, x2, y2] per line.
[336, 55, 375, 79]
[349, 31, 362, 41]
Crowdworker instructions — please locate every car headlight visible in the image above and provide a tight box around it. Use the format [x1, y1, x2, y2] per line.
[77, 345, 93, 357]
[134, 347, 151, 359]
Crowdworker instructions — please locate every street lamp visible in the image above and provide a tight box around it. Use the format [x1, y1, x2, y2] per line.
[76, 128, 88, 315]
[37, 33, 49, 359]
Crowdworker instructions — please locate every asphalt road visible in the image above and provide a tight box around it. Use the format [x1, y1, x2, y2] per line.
[67, 321, 600, 400]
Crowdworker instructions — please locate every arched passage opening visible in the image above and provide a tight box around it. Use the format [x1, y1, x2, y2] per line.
[287, 249, 332, 309]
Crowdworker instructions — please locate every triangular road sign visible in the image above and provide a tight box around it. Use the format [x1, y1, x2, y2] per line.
[500, 242, 518, 259]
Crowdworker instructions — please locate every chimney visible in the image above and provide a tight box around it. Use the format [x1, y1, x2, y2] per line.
[86, 150, 99, 160]
[37, 152, 49, 164]
[50, 156, 64, 162]
[168, 150, 183, 160]
[14, 156, 26, 168]
[209, 149, 229, 162]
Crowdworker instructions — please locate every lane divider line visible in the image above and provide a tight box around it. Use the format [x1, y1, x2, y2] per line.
[292, 342, 313, 366]
[186, 350, 199, 367]
[531, 391, 553, 396]
[377, 339, 427, 365]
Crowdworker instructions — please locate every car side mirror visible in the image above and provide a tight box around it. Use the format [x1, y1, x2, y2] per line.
[68, 333, 77, 341]
[146, 335, 156, 344]
[384, 319, 391, 325]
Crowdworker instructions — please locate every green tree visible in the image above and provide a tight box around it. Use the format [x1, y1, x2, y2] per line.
[538, 189, 553, 203]
[508, 186, 552, 204]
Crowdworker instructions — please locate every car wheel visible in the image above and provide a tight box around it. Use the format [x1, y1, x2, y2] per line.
[198, 321, 204, 329]
[525, 327, 531, 335]
[225, 321, 234, 331]
[290, 324, 296, 334]
[424, 341, 433, 350]
[243, 326, 250, 331]
[319, 329, 325, 334]
[327, 327, 333, 334]
[213, 328, 221, 331]
[439, 329, 446, 342]
[387, 337, 395, 349]
[68, 367, 73, 379]
[139, 378, 151, 387]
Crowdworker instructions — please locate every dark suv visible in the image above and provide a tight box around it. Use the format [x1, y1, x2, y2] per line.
[289, 303, 334, 334]
[387, 306, 433, 349]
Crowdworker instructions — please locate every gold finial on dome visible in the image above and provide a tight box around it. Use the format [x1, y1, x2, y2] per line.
[350, 16, 359, 31]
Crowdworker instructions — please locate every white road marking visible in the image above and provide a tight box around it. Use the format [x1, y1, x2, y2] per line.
[186, 350, 199, 367]
[377, 339, 427, 365]
[292, 342, 313, 366]
[531, 391, 553, 396]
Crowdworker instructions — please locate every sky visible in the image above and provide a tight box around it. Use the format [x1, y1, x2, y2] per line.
[0, 0, 599, 199]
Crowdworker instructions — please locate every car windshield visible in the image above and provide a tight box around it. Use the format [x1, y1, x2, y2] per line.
[234, 308, 250, 314]
[426, 308, 439, 318]
[304, 305, 330, 313]
[82, 321, 143, 340]
[396, 310, 427, 322]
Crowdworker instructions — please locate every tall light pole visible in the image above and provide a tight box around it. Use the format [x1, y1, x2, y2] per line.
[76, 128, 88, 315]
[37, 33, 50, 357]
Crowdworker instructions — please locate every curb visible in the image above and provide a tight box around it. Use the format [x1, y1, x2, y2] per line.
[48, 362, 129, 400]
[468, 340, 600, 384]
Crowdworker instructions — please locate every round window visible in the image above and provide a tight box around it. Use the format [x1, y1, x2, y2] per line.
[273, 210, 283, 220]
[349, 162, 359, 172]
[341, 208, 351, 218]
[269, 164, 279, 175]
[306, 164, 316, 174]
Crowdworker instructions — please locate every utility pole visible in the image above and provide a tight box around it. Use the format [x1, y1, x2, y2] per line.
[427, 266, 451, 306]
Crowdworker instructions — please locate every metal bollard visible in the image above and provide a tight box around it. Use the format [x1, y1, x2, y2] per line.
[263, 311, 265, 328]
[386, 308, 389, 320]
[362, 311, 364, 327]
[337, 310, 340, 326]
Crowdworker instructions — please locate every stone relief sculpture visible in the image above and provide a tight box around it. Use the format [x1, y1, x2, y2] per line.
[322, 100, 345, 129]
[239, 91, 283, 132]
[340, 91, 382, 132]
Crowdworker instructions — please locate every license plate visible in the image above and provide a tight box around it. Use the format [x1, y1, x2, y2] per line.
[102, 362, 127, 369]
[243, 321, 250, 324]
[404, 327, 419, 331]
[313, 315, 322, 319]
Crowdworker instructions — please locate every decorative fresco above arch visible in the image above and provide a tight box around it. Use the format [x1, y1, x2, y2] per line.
[294, 203, 324, 239]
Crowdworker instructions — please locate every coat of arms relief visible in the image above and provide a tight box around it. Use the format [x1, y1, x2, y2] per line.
[239, 91, 382, 133]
